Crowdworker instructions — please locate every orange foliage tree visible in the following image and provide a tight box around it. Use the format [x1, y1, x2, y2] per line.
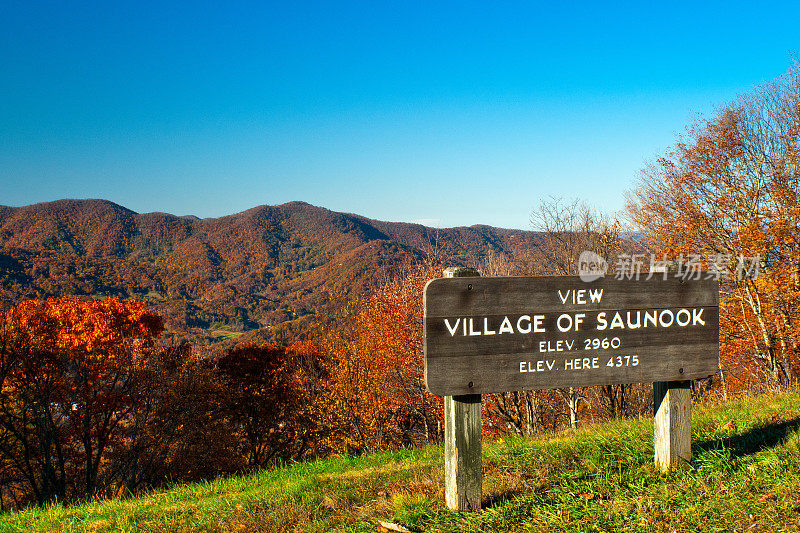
[310, 262, 444, 454]
[628, 64, 800, 393]
[0, 297, 162, 504]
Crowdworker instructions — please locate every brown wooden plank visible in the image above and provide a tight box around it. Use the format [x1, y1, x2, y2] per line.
[425, 276, 718, 317]
[426, 343, 718, 395]
[424, 309, 719, 357]
[424, 275, 719, 396]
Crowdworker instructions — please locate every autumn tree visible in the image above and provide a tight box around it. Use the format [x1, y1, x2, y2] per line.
[0, 297, 162, 504]
[628, 63, 800, 393]
[311, 261, 444, 454]
[217, 342, 320, 467]
[108, 341, 239, 494]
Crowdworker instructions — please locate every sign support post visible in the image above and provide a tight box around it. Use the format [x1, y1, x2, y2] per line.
[442, 267, 482, 511]
[651, 263, 692, 471]
[653, 380, 692, 470]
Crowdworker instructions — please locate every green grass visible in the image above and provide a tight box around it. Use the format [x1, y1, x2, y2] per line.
[3, 391, 800, 532]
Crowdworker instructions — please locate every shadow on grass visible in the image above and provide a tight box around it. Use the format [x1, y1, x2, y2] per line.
[482, 487, 528, 508]
[694, 417, 800, 458]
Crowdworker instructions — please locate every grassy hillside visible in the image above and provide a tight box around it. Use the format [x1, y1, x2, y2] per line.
[2, 391, 799, 532]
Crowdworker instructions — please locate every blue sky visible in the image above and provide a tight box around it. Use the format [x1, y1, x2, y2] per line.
[2, 1, 799, 229]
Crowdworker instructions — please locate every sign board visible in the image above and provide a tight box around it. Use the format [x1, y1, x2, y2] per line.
[424, 275, 719, 396]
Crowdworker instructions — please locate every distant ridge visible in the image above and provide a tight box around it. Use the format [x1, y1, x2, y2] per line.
[0, 199, 537, 345]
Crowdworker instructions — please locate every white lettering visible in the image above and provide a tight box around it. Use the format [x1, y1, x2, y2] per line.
[442, 306, 708, 343]
[558, 289, 569, 304]
[693, 308, 705, 326]
[540, 340, 572, 352]
[468, 318, 482, 336]
[444, 318, 461, 336]
[576, 289, 586, 304]
[566, 357, 596, 370]
[588, 288, 604, 303]
[520, 360, 556, 372]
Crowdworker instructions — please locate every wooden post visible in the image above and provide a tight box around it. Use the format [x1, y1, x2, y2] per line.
[651, 262, 692, 471]
[442, 266, 482, 511]
[654, 381, 691, 470]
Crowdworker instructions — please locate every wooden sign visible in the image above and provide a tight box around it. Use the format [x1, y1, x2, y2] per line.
[424, 275, 719, 396]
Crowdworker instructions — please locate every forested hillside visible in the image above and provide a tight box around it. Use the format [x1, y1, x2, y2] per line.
[0, 199, 534, 346]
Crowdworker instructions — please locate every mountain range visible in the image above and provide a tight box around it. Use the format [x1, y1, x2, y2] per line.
[0, 199, 536, 346]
